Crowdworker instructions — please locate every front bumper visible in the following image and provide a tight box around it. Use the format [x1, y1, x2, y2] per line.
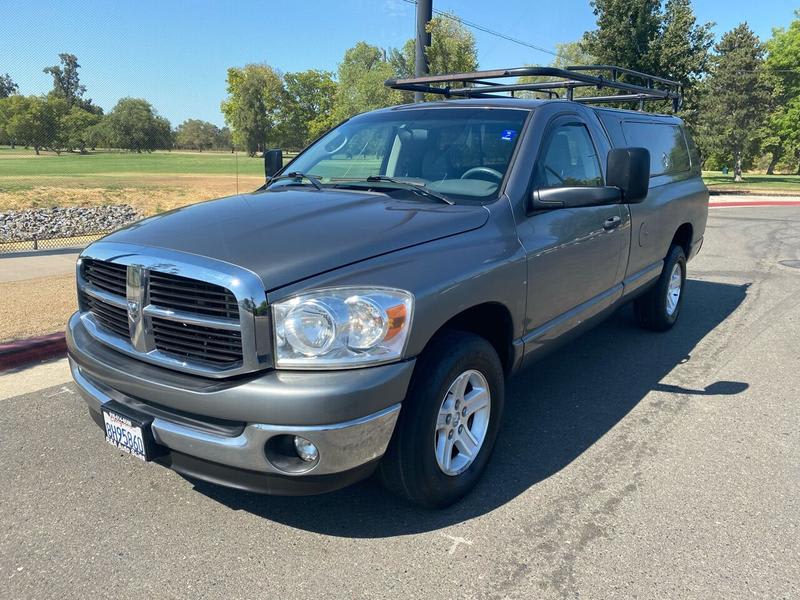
[67, 312, 414, 494]
[688, 235, 704, 261]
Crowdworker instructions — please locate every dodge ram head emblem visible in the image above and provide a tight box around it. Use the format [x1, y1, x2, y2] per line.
[126, 264, 145, 323]
[127, 299, 140, 321]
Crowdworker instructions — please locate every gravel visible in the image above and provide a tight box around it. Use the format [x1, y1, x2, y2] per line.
[0, 205, 141, 242]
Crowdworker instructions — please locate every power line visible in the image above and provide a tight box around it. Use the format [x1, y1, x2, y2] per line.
[398, 3, 800, 73]
[399, 0, 558, 58]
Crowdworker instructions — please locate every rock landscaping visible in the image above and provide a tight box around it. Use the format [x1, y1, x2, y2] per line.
[0, 205, 141, 241]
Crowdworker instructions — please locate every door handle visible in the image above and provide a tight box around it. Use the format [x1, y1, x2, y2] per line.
[603, 216, 622, 231]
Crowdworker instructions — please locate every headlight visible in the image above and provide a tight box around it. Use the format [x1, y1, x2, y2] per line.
[272, 287, 414, 369]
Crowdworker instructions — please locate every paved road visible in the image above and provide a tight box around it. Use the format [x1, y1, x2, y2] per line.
[1, 207, 799, 599]
[0, 249, 80, 283]
[708, 192, 800, 205]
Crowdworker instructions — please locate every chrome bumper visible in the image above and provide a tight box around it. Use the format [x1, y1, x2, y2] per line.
[70, 357, 400, 477]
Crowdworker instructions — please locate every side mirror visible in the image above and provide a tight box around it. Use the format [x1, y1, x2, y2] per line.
[264, 148, 283, 179]
[607, 148, 650, 203]
[530, 186, 622, 211]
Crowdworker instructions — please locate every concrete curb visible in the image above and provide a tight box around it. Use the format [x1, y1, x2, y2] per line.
[0, 332, 67, 373]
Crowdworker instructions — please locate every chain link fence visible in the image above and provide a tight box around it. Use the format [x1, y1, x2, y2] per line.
[0, 232, 107, 255]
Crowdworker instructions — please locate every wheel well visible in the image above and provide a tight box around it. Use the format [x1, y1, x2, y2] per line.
[671, 223, 693, 257]
[438, 303, 514, 374]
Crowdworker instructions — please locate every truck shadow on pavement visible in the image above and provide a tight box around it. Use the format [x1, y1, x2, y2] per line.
[191, 279, 749, 536]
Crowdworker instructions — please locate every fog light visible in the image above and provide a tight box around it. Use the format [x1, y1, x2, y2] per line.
[293, 436, 319, 462]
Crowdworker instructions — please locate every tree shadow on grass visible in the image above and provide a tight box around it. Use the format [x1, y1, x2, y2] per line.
[190, 279, 749, 537]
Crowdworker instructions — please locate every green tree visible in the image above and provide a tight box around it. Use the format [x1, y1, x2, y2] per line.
[332, 42, 402, 122]
[43, 53, 90, 109]
[0, 74, 18, 98]
[280, 70, 337, 148]
[552, 40, 596, 68]
[220, 64, 284, 156]
[102, 98, 172, 152]
[0, 91, 99, 153]
[764, 11, 800, 174]
[0, 95, 19, 145]
[517, 41, 598, 100]
[44, 53, 103, 114]
[582, 0, 662, 74]
[582, 0, 711, 115]
[175, 119, 221, 151]
[0, 95, 65, 154]
[425, 15, 479, 75]
[770, 100, 800, 174]
[698, 24, 771, 181]
[390, 14, 478, 78]
[388, 14, 478, 103]
[653, 0, 713, 120]
[215, 126, 233, 151]
[62, 106, 102, 153]
[84, 119, 109, 149]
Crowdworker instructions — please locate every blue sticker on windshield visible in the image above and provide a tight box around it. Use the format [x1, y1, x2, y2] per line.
[501, 129, 517, 141]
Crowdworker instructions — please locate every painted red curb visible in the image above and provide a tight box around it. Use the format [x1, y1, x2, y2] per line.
[0, 332, 67, 372]
[710, 200, 800, 208]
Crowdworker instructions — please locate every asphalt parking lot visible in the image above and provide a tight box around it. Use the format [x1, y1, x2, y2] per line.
[1, 206, 798, 599]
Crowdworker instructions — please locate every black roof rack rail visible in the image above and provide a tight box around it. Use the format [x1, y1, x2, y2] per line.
[385, 65, 682, 112]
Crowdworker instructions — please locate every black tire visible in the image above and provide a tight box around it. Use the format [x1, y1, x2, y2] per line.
[378, 330, 505, 508]
[634, 244, 687, 332]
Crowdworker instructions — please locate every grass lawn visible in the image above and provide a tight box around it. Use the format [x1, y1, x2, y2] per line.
[0, 148, 293, 215]
[0, 146, 266, 177]
[702, 172, 800, 194]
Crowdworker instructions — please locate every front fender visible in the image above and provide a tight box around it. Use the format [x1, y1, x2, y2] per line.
[266, 199, 527, 361]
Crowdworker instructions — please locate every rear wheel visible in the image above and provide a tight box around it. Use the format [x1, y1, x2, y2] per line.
[378, 330, 505, 508]
[634, 244, 687, 331]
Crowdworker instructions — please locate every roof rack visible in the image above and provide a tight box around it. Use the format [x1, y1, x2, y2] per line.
[385, 65, 682, 112]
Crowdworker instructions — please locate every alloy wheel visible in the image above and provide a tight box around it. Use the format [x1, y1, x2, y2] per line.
[434, 369, 492, 476]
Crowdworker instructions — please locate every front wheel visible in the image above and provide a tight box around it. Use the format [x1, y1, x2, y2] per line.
[378, 330, 505, 508]
[634, 244, 687, 331]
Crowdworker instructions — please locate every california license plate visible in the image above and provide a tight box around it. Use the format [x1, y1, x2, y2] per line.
[102, 406, 151, 461]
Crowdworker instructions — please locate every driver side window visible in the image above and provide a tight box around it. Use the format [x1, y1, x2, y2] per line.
[536, 123, 602, 188]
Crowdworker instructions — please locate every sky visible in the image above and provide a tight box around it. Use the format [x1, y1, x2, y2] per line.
[1, 0, 796, 127]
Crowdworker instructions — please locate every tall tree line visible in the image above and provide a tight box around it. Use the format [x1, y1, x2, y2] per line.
[0, 54, 172, 153]
[581, 1, 800, 178]
[220, 14, 477, 155]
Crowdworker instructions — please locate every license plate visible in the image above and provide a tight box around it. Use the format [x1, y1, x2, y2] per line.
[102, 407, 150, 461]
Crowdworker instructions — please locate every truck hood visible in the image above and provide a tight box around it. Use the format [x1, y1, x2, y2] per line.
[104, 188, 489, 290]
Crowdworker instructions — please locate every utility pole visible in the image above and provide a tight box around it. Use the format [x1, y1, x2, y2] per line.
[414, 0, 432, 102]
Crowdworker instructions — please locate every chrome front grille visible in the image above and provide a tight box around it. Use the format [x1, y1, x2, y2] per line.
[151, 317, 244, 364]
[149, 271, 240, 319]
[83, 259, 127, 296]
[81, 292, 129, 338]
[76, 242, 271, 378]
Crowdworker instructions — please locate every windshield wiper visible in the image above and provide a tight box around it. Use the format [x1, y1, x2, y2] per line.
[365, 176, 455, 205]
[330, 176, 454, 205]
[268, 172, 323, 190]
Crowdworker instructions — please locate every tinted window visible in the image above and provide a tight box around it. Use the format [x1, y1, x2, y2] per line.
[622, 122, 691, 176]
[683, 128, 701, 173]
[536, 123, 602, 188]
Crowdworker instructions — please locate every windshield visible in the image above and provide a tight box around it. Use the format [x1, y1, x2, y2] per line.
[281, 107, 529, 202]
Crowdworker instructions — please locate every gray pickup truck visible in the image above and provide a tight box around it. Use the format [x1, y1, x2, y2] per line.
[67, 67, 708, 507]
